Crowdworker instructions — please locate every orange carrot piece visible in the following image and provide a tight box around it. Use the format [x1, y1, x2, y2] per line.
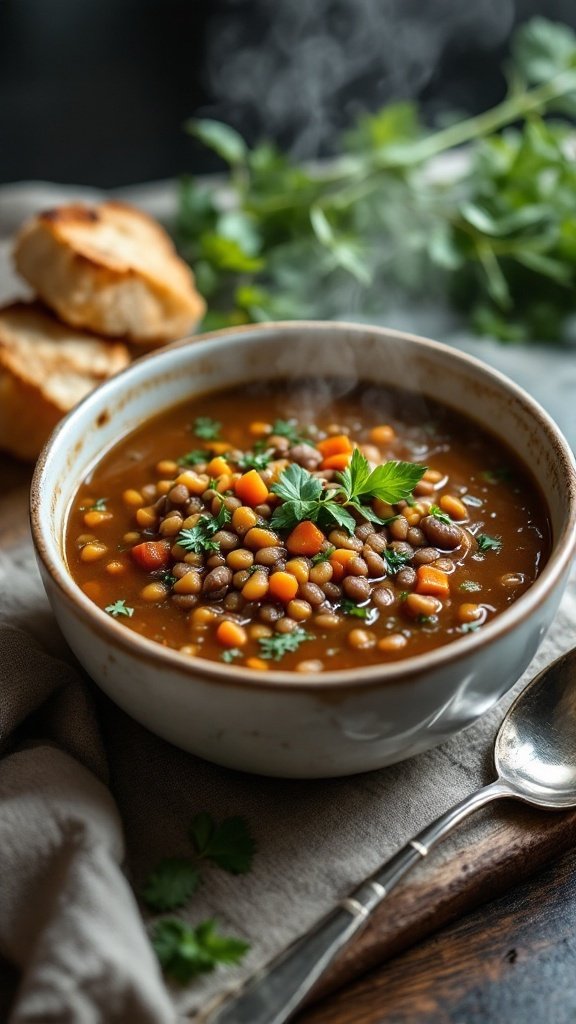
[329, 547, 357, 581]
[316, 434, 353, 458]
[249, 421, 272, 438]
[268, 571, 299, 602]
[415, 565, 450, 598]
[285, 521, 326, 556]
[235, 469, 269, 507]
[321, 452, 352, 471]
[216, 620, 248, 648]
[245, 657, 270, 671]
[206, 456, 231, 476]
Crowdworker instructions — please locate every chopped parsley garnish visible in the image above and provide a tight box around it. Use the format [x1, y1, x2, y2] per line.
[221, 647, 242, 663]
[459, 580, 481, 592]
[476, 533, 502, 553]
[181, 448, 210, 465]
[177, 505, 231, 554]
[193, 416, 221, 440]
[90, 497, 108, 511]
[270, 419, 307, 445]
[383, 548, 412, 574]
[152, 918, 249, 984]
[482, 468, 512, 484]
[258, 628, 313, 661]
[340, 598, 370, 619]
[311, 545, 335, 565]
[105, 599, 134, 618]
[429, 504, 452, 525]
[237, 449, 274, 471]
[271, 451, 424, 535]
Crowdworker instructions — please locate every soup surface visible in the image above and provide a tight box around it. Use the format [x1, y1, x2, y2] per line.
[66, 380, 550, 672]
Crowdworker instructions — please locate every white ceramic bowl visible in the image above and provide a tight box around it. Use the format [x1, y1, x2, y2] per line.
[31, 322, 576, 778]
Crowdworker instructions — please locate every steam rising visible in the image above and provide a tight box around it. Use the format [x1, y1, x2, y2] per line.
[204, 0, 515, 158]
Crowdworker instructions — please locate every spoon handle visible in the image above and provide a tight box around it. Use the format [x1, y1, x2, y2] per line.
[202, 779, 511, 1024]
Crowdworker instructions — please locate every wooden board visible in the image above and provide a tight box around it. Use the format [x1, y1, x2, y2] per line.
[3, 456, 576, 1018]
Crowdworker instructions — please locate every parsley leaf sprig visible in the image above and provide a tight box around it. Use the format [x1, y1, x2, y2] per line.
[105, 599, 134, 618]
[429, 504, 452, 525]
[193, 416, 221, 440]
[238, 449, 274, 471]
[271, 451, 424, 535]
[258, 628, 313, 662]
[143, 813, 255, 913]
[177, 504, 231, 554]
[476, 533, 503, 553]
[152, 918, 249, 984]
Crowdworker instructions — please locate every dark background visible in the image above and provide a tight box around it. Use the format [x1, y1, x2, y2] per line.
[0, 0, 575, 187]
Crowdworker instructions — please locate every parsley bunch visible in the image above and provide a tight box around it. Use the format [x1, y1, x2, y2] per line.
[177, 18, 576, 343]
[271, 450, 424, 534]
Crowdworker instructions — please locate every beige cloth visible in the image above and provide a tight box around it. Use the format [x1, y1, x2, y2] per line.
[0, 182, 575, 1024]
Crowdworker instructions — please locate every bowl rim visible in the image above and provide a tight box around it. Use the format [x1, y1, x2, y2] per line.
[31, 319, 576, 693]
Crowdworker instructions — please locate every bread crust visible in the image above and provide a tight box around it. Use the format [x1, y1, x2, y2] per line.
[0, 302, 130, 460]
[13, 201, 206, 344]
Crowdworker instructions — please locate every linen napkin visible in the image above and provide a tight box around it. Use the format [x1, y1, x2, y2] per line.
[1, 182, 575, 1024]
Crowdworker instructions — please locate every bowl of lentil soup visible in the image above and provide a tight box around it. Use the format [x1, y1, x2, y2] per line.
[31, 322, 576, 777]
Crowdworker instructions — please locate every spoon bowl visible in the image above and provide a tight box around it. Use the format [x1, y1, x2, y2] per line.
[495, 648, 576, 808]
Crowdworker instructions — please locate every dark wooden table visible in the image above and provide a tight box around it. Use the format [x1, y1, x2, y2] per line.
[296, 845, 576, 1024]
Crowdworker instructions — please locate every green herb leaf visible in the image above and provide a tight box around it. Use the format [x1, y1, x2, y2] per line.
[152, 917, 249, 984]
[90, 497, 108, 511]
[177, 506, 230, 554]
[105, 599, 134, 618]
[193, 417, 221, 441]
[383, 549, 413, 574]
[142, 858, 200, 912]
[476, 533, 503, 553]
[336, 450, 426, 506]
[429, 504, 452, 525]
[258, 628, 313, 662]
[221, 648, 242, 663]
[190, 813, 256, 874]
[270, 419, 306, 445]
[459, 580, 482, 592]
[186, 118, 248, 167]
[459, 620, 483, 633]
[238, 449, 274, 471]
[311, 546, 335, 565]
[181, 449, 210, 465]
[340, 598, 370, 619]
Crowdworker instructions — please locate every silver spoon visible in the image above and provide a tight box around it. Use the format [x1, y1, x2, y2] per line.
[202, 647, 576, 1024]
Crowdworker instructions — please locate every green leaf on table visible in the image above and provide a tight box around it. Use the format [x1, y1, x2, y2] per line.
[152, 918, 250, 984]
[143, 858, 200, 912]
[511, 17, 576, 86]
[190, 813, 256, 874]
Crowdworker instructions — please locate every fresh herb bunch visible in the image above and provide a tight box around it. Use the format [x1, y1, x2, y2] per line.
[177, 18, 576, 342]
[270, 450, 424, 534]
[177, 504, 231, 554]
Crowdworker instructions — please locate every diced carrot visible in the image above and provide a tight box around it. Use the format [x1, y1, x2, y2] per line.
[130, 540, 171, 571]
[207, 441, 232, 455]
[329, 547, 358, 582]
[245, 657, 270, 671]
[268, 571, 299, 602]
[415, 565, 450, 598]
[216, 620, 248, 648]
[249, 421, 272, 437]
[316, 434, 353, 458]
[206, 456, 231, 476]
[321, 452, 352, 472]
[285, 521, 326, 556]
[369, 425, 396, 445]
[235, 469, 269, 507]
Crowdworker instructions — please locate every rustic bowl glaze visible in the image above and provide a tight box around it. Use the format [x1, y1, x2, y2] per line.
[31, 322, 576, 777]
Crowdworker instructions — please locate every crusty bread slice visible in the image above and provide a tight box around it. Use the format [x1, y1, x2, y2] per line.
[13, 201, 206, 344]
[0, 302, 130, 460]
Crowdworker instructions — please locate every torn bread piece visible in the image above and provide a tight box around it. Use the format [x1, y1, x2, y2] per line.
[13, 201, 206, 344]
[0, 302, 130, 460]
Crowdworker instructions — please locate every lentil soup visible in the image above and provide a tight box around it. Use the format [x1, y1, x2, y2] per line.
[66, 380, 550, 672]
